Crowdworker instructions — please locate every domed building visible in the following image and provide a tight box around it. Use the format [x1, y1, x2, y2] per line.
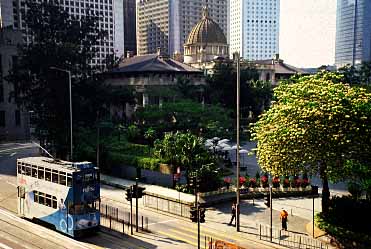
[184, 7, 229, 66]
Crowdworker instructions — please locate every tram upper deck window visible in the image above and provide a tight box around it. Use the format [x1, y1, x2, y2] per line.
[38, 167, 44, 180]
[45, 168, 51, 181]
[59, 172, 66, 186]
[17, 165, 21, 174]
[32, 165, 38, 178]
[52, 170, 58, 184]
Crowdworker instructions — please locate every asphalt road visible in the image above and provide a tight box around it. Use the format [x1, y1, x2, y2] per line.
[0, 142, 328, 249]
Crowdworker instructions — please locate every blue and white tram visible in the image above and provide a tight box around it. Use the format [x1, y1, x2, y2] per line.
[16, 157, 100, 237]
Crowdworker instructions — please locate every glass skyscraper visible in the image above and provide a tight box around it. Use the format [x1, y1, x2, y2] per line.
[335, 0, 371, 67]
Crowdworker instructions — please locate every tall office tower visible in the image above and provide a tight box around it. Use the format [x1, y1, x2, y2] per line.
[335, 0, 371, 67]
[0, 0, 126, 66]
[124, 0, 136, 55]
[136, 0, 228, 56]
[230, 0, 280, 60]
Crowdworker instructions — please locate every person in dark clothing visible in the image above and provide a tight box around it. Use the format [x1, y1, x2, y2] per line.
[228, 202, 237, 226]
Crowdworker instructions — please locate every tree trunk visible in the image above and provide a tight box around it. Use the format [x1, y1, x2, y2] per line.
[320, 163, 330, 216]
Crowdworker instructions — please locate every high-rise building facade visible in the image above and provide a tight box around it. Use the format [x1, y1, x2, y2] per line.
[335, 0, 371, 67]
[230, 0, 280, 60]
[124, 0, 137, 55]
[0, 0, 127, 66]
[136, 0, 228, 56]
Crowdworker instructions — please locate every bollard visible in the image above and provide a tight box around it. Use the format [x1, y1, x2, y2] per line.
[106, 205, 108, 217]
[146, 217, 148, 231]
[141, 216, 143, 231]
[127, 212, 130, 230]
[259, 224, 262, 240]
[122, 219, 125, 234]
[109, 215, 112, 229]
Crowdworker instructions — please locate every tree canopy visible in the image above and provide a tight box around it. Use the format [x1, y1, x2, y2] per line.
[134, 100, 232, 138]
[8, 1, 134, 158]
[205, 60, 272, 120]
[252, 72, 371, 213]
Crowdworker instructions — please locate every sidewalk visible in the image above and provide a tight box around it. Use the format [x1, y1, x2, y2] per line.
[101, 174, 333, 248]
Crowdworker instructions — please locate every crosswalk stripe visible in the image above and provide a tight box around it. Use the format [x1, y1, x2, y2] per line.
[176, 226, 233, 243]
[157, 230, 197, 247]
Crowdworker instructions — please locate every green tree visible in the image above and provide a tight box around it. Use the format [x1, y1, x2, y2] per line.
[153, 132, 219, 191]
[205, 60, 272, 120]
[252, 72, 371, 215]
[134, 100, 232, 138]
[7, 1, 134, 158]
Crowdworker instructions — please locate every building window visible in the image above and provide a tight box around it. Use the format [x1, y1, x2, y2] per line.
[0, 111, 5, 127]
[15, 110, 21, 126]
[0, 84, 3, 103]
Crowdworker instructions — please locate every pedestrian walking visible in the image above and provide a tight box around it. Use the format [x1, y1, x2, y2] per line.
[228, 202, 237, 226]
[280, 208, 288, 231]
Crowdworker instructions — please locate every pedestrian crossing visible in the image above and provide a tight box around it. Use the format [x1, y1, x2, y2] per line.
[157, 223, 245, 248]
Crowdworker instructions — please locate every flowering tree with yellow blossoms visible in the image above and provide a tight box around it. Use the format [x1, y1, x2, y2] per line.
[252, 72, 371, 215]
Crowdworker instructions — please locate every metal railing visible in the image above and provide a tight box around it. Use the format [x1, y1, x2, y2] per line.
[258, 224, 329, 249]
[99, 203, 149, 234]
[143, 194, 192, 218]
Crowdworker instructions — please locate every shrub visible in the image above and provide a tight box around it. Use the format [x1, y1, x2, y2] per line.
[249, 178, 257, 188]
[272, 177, 280, 188]
[261, 174, 269, 188]
[136, 157, 160, 171]
[316, 196, 371, 248]
[127, 125, 140, 142]
[282, 177, 290, 188]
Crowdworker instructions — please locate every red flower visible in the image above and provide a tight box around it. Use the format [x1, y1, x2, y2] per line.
[261, 175, 268, 182]
[239, 176, 246, 185]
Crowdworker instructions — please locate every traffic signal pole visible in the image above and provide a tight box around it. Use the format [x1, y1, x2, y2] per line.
[196, 187, 200, 249]
[136, 177, 139, 232]
[130, 188, 133, 235]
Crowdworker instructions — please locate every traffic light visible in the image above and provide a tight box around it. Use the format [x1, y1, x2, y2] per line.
[199, 208, 206, 223]
[265, 194, 270, 207]
[131, 185, 146, 198]
[190, 207, 198, 222]
[125, 188, 132, 201]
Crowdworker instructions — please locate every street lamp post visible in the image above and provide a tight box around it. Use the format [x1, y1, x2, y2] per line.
[49, 67, 73, 161]
[234, 52, 241, 232]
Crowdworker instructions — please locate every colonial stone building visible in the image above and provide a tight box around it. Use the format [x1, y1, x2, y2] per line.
[183, 7, 229, 67]
[254, 54, 308, 86]
[105, 49, 205, 118]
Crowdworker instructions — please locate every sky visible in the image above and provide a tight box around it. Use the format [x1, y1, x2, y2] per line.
[279, 0, 337, 68]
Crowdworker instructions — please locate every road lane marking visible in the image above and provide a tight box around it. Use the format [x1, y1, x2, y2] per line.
[147, 219, 178, 226]
[5, 181, 17, 187]
[0, 242, 13, 249]
[98, 232, 146, 249]
[0, 145, 35, 153]
[0, 208, 94, 249]
[9, 153, 16, 157]
[174, 226, 230, 243]
[157, 230, 197, 247]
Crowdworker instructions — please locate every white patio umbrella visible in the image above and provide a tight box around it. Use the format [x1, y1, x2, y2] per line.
[218, 139, 230, 145]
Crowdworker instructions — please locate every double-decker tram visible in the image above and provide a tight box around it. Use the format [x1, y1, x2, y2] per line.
[16, 157, 100, 237]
